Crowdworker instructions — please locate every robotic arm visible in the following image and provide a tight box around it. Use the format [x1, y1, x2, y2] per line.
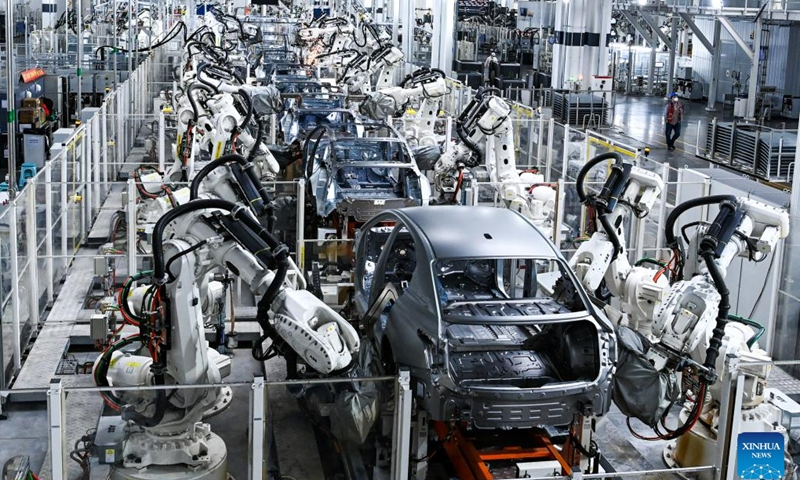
[151, 201, 360, 374]
[650, 195, 789, 379]
[435, 88, 557, 230]
[567, 153, 667, 334]
[360, 67, 447, 122]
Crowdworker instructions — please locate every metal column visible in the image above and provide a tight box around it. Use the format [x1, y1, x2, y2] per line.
[45, 160, 54, 303]
[249, 377, 266, 480]
[792, 134, 800, 212]
[401, 0, 414, 75]
[47, 379, 67, 480]
[126, 179, 137, 274]
[390, 370, 412, 480]
[92, 118, 101, 215]
[648, 45, 657, 96]
[77, 0, 83, 122]
[9, 204, 20, 371]
[714, 356, 746, 480]
[25, 185, 39, 327]
[667, 16, 678, 97]
[746, 16, 764, 120]
[5, 0, 17, 194]
[431, 0, 455, 75]
[707, 20, 722, 111]
[158, 112, 166, 172]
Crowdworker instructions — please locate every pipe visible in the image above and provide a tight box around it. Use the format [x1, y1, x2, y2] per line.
[575, 152, 623, 205]
[664, 195, 737, 248]
[701, 249, 730, 380]
[186, 83, 216, 122]
[236, 88, 253, 130]
[189, 154, 273, 220]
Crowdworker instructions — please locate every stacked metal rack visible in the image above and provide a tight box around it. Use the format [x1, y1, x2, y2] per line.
[548, 91, 611, 128]
[705, 121, 796, 182]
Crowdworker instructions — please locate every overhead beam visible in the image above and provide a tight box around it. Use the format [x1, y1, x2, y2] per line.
[621, 10, 656, 47]
[718, 16, 755, 61]
[678, 12, 714, 54]
[639, 12, 674, 51]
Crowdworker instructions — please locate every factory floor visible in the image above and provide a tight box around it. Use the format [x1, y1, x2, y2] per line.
[609, 93, 799, 174]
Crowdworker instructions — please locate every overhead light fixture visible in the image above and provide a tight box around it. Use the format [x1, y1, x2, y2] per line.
[712, 0, 723, 8]
[638, 0, 647, 5]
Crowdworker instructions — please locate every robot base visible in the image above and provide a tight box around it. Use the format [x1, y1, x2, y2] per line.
[110, 432, 228, 480]
[663, 403, 794, 480]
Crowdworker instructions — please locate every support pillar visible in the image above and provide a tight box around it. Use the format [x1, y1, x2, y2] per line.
[76, 0, 82, 123]
[401, 0, 414, 74]
[746, 16, 764, 121]
[552, 0, 613, 90]
[47, 379, 67, 480]
[648, 44, 657, 96]
[5, 0, 16, 194]
[707, 20, 722, 111]
[431, 0, 455, 75]
[667, 16, 678, 97]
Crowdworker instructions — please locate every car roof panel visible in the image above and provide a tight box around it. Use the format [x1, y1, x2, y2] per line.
[397, 206, 558, 259]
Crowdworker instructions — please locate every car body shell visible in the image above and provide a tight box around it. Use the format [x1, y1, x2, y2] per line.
[353, 206, 616, 429]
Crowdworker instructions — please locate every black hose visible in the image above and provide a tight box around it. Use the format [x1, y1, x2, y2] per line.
[576, 152, 625, 259]
[187, 83, 216, 122]
[576, 152, 623, 205]
[94, 334, 148, 406]
[303, 125, 335, 179]
[236, 88, 253, 129]
[152, 198, 284, 285]
[598, 213, 622, 260]
[664, 195, 738, 248]
[248, 119, 264, 162]
[197, 62, 244, 90]
[700, 249, 730, 381]
[456, 96, 482, 156]
[190, 154, 272, 211]
[165, 239, 209, 281]
[121, 381, 167, 428]
[152, 200, 235, 284]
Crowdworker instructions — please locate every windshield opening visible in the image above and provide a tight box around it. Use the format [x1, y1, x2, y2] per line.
[434, 257, 588, 318]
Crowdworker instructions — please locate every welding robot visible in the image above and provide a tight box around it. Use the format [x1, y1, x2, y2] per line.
[565, 152, 794, 477]
[93, 195, 360, 479]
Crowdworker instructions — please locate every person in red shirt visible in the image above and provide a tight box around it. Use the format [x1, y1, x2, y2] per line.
[664, 92, 685, 151]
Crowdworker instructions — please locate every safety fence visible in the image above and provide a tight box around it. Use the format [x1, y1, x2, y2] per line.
[6, 355, 797, 480]
[4, 373, 406, 480]
[0, 49, 166, 388]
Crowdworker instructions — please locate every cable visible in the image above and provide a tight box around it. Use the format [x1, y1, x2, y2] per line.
[95, 21, 187, 56]
[727, 314, 765, 348]
[747, 251, 776, 319]
[700, 249, 730, 378]
[187, 83, 216, 123]
[165, 240, 209, 281]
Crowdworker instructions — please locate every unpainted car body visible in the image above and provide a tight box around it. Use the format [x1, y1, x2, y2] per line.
[305, 127, 428, 222]
[353, 206, 616, 429]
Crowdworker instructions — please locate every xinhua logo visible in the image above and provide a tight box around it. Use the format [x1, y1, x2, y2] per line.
[737, 432, 784, 480]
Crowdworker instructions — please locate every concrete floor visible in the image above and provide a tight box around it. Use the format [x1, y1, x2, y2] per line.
[610, 94, 798, 174]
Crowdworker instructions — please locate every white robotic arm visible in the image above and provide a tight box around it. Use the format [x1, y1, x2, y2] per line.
[649, 196, 789, 377]
[156, 201, 360, 375]
[437, 88, 558, 230]
[567, 153, 667, 333]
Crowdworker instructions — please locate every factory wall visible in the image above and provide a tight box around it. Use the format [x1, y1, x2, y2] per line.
[691, 17, 798, 104]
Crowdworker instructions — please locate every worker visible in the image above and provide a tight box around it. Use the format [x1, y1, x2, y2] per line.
[664, 92, 685, 151]
[484, 51, 500, 88]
